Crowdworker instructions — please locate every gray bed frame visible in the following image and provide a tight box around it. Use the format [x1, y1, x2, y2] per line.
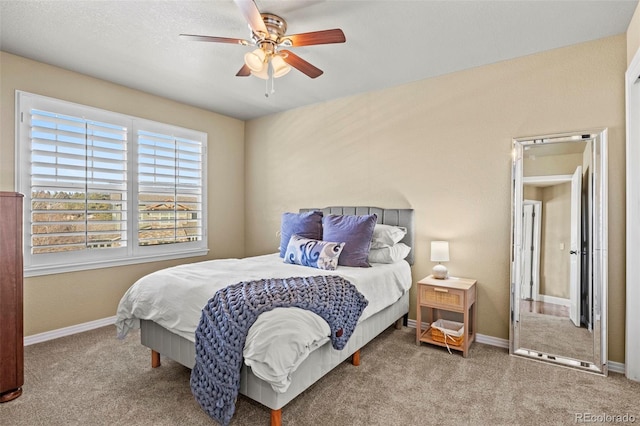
[139, 206, 414, 426]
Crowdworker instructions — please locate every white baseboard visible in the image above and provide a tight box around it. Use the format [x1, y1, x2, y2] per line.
[23, 315, 628, 375]
[407, 318, 508, 349]
[24, 315, 116, 346]
[608, 361, 625, 374]
[475, 333, 509, 348]
[406, 319, 623, 371]
[538, 294, 570, 307]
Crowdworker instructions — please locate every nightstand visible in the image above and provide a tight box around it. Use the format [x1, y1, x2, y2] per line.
[415, 275, 477, 357]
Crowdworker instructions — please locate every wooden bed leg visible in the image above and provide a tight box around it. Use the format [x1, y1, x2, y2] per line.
[394, 317, 403, 330]
[352, 349, 361, 366]
[151, 350, 161, 368]
[270, 408, 282, 426]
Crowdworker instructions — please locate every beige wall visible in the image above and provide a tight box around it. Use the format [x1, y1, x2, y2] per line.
[523, 186, 542, 201]
[629, 2, 640, 65]
[0, 52, 246, 336]
[540, 183, 571, 299]
[245, 35, 627, 362]
[524, 153, 584, 177]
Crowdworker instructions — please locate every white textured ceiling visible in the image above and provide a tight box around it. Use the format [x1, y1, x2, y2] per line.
[1, 1, 637, 120]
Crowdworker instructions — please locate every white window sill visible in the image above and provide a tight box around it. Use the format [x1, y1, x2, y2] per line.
[24, 248, 210, 277]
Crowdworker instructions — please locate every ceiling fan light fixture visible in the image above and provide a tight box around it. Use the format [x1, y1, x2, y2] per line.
[250, 65, 269, 80]
[271, 54, 291, 78]
[244, 48, 266, 72]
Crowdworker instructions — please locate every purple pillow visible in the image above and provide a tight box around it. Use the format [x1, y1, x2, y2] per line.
[322, 214, 377, 267]
[279, 211, 323, 257]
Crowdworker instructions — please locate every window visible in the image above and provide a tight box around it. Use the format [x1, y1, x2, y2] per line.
[16, 91, 207, 276]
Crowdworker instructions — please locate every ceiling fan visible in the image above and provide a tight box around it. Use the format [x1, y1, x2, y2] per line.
[180, 0, 345, 80]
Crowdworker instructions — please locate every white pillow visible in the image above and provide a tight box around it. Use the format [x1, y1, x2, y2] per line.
[367, 243, 411, 264]
[370, 224, 407, 249]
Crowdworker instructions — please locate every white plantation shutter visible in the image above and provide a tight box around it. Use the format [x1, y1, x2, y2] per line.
[29, 109, 128, 254]
[137, 129, 203, 246]
[16, 92, 207, 276]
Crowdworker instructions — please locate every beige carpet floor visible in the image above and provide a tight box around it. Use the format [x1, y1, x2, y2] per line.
[518, 310, 594, 361]
[1, 325, 639, 425]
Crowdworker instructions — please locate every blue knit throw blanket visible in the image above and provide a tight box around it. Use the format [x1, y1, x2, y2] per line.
[190, 275, 368, 426]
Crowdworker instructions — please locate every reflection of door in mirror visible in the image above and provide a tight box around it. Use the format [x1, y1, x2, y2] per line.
[569, 166, 582, 327]
[511, 130, 607, 375]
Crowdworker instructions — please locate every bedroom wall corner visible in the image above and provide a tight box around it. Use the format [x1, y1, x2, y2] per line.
[0, 51, 246, 336]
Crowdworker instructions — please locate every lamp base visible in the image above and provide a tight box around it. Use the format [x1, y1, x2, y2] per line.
[432, 264, 448, 279]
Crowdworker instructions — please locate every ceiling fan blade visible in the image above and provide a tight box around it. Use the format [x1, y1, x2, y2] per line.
[285, 29, 345, 47]
[236, 64, 251, 77]
[280, 50, 323, 79]
[180, 34, 249, 45]
[234, 0, 268, 36]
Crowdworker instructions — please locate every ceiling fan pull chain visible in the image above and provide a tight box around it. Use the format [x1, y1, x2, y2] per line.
[264, 62, 276, 97]
[270, 69, 276, 96]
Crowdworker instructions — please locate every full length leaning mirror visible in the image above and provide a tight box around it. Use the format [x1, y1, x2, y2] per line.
[510, 129, 608, 375]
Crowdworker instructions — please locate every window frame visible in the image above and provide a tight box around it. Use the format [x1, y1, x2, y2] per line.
[16, 91, 208, 277]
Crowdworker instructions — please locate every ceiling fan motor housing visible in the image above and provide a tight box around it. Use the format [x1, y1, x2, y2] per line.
[261, 13, 287, 38]
[251, 13, 289, 55]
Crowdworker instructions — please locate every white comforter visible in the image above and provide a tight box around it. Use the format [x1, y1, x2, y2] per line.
[115, 253, 411, 392]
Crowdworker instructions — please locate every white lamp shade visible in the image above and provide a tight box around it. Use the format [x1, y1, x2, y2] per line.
[250, 65, 269, 80]
[430, 241, 450, 262]
[271, 54, 291, 78]
[244, 48, 266, 72]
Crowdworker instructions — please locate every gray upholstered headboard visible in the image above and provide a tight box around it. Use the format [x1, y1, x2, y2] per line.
[299, 206, 415, 265]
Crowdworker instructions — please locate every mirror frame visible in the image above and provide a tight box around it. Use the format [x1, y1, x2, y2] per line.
[510, 129, 608, 375]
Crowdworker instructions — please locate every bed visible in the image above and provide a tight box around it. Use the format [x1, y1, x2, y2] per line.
[116, 206, 414, 425]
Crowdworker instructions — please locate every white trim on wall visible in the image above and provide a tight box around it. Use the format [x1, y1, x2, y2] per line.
[625, 48, 640, 382]
[538, 295, 571, 307]
[24, 316, 116, 346]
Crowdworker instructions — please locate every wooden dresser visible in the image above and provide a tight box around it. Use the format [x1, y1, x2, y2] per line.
[0, 192, 24, 402]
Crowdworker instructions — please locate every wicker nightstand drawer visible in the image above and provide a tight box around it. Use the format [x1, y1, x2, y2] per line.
[420, 285, 464, 310]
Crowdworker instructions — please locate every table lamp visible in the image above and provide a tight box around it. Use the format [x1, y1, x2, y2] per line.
[430, 241, 449, 279]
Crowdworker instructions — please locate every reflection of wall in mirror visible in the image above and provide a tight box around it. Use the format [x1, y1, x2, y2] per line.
[524, 153, 584, 177]
[523, 186, 542, 200]
[524, 183, 571, 299]
[541, 182, 571, 299]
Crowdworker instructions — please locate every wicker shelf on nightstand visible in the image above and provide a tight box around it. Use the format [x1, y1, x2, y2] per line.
[415, 275, 477, 357]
